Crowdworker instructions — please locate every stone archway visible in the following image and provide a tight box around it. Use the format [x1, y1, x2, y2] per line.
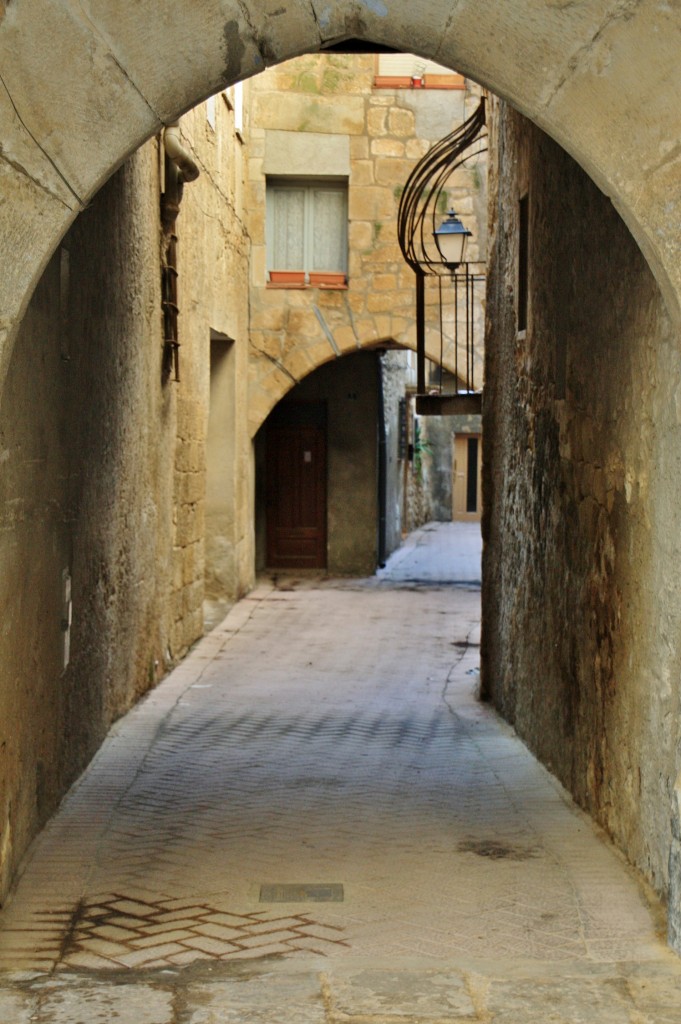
[3, 0, 681, 952]
[1, 0, 681, 402]
[249, 333, 460, 439]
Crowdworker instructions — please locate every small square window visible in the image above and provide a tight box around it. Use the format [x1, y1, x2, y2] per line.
[266, 177, 348, 284]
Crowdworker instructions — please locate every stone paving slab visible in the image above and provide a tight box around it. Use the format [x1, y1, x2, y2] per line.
[34, 981, 174, 1024]
[3, 959, 681, 1023]
[374, 521, 482, 585]
[0, 523, 680, 1020]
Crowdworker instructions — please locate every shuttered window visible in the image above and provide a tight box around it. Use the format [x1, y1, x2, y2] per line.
[267, 179, 348, 277]
[375, 53, 465, 89]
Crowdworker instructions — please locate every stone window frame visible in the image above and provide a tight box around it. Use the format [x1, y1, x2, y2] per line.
[265, 176, 349, 289]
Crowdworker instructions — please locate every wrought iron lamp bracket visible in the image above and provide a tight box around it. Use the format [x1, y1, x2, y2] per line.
[397, 98, 487, 402]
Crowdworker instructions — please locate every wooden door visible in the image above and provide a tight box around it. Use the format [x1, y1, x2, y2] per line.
[266, 422, 327, 568]
[453, 433, 482, 521]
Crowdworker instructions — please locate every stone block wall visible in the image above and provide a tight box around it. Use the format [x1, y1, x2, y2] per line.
[482, 100, 681, 921]
[245, 53, 487, 433]
[165, 98, 253, 649]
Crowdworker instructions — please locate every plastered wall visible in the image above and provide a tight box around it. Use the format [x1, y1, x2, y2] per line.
[0, 150, 172, 901]
[482, 102, 681, 925]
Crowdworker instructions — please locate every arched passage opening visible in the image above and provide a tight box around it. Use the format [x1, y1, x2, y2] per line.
[2, 1, 681, 958]
[250, 345, 460, 586]
[2, 1, 681, 389]
[254, 350, 383, 579]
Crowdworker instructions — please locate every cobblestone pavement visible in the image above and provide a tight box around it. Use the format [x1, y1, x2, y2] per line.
[1, 523, 680, 1021]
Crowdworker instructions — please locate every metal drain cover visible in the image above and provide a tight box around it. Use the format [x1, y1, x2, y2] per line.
[260, 883, 344, 903]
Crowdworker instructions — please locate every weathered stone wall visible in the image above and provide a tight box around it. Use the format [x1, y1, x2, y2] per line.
[482, 101, 681, 921]
[166, 99, 253, 642]
[4, 0, 681, 431]
[421, 415, 453, 521]
[0, 98, 250, 903]
[406, 409, 434, 530]
[381, 350, 412, 554]
[0, 149, 172, 902]
[246, 53, 486, 433]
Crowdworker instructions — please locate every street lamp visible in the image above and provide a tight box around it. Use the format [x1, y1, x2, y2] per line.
[433, 209, 472, 270]
[397, 99, 487, 407]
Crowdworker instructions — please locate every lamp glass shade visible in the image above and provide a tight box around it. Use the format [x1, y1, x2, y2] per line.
[433, 210, 472, 267]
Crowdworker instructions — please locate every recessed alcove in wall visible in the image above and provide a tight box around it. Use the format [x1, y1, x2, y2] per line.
[205, 329, 236, 631]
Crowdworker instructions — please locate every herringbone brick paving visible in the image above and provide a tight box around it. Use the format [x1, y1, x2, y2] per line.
[1, 523, 680, 1023]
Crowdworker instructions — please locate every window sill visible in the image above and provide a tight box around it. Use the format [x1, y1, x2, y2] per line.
[268, 271, 347, 289]
[266, 282, 348, 291]
[373, 74, 465, 90]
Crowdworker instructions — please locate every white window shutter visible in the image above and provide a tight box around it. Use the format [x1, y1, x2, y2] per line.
[311, 189, 346, 271]
[270, 188, 305, 270]
[377, 52, 455, 77]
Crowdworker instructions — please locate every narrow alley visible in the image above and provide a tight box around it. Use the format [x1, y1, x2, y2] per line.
[0, 524, 679, 1022]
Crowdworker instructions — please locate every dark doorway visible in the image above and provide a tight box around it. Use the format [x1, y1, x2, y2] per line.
[265, 402, 327, 569]
[466, 436, 479, 513]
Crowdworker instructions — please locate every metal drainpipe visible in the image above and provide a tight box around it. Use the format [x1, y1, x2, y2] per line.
[163, 121, 200, 182]
[160, 119, 199, 383]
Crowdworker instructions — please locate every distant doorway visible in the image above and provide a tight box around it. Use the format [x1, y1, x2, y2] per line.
[453, 433, 482, 521]
[265, 403, 327, 569]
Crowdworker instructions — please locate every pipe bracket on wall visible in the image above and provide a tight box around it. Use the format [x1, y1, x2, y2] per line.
[160, 119, 198, 384]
